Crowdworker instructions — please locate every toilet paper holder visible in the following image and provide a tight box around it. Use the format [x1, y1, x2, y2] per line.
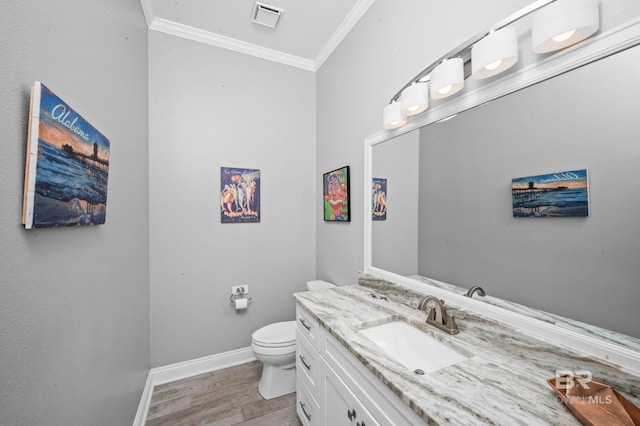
[230, 288, 252, 308]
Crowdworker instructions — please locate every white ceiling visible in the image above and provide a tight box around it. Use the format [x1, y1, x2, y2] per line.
[140, 0, 375, 71]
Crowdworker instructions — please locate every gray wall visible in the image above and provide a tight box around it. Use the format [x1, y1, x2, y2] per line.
[418, 46, 640, 338]
[315, 0, 532, 285]
[0, 1, 150, 425]
[372, 131, 420, 275]
[149, 32, 316, 367]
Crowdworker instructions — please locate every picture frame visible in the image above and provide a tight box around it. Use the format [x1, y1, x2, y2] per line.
[22, 82, 110, 229]
[372, 178, 387, 220]
[220, 167, 260, 223]
[323, 166, 350, 222]
[512, 169, 589, 217]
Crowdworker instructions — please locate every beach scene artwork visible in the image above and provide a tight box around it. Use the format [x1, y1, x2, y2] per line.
[220, 167, 260, 223]
[22, 82, 110, 229]
[372, 178, 387, 221]
[512, 169, 589, 217]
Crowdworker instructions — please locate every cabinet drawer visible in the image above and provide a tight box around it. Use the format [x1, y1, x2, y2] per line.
[323, 329, 424, 426]
[297, 380, 321, 426]
[324, 363, 380, 426]
[296, 329, 321, 399]
[296, 304, 320, 349]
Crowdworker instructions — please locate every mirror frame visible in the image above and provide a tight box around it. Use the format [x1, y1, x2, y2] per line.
[363, 17, 640, 369]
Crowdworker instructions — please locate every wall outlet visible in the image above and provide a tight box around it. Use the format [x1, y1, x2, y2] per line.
[232, 285, 248, 295]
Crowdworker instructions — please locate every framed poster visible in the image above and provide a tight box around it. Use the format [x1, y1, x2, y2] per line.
[372, 178, 387, 220]
[323, 166, 350, 222]
[22, 82, 110, 229]
[220, 167, 260, 223]
[512, 169, 589, 217]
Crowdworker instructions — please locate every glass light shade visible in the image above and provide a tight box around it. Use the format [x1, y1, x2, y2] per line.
[532, 0, 599, 54]
[383, 102, 407, 129]
[430, 58, 464, 100]
[472, 27, 519, 80]
[400, 83, 429, 116]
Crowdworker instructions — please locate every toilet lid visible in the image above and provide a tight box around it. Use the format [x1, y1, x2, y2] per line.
[252, 321, 296, 347]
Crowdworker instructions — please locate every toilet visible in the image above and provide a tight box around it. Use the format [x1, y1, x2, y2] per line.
[251, 280, 336, 400]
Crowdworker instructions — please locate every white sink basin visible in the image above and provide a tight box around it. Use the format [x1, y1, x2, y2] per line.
[359, 321, 468, 374]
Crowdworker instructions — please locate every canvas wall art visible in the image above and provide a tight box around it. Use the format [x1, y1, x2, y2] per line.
[512, 169, 589, 217]
[220, 167, 260, 223]
[323, 166, 350, 222]
[372, 178, 387, 220]
[22, 82, 110, 229]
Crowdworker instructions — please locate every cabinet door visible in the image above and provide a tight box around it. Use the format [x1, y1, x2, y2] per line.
[324, 366, 380, 426]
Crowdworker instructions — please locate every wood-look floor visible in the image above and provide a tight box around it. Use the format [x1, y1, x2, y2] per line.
[146, 360, 302, 426]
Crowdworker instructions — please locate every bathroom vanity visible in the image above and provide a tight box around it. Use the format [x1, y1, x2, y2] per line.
[293, 279, 640, 425]
[295, 293, 424, 426]
[306, 5, 640, 424]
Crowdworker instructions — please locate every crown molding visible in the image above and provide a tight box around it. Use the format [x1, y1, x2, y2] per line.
[149, 17, 317, 71]
[314, 0, 376, 69]
[139, 0, 375, 72]
[139, 0, 154, 28]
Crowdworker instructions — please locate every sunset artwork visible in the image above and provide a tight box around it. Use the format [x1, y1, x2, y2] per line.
[512, 169, 589, 217]
[22, 82, 110, 228]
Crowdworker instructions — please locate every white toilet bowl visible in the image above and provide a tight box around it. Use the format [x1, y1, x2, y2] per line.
[251, 280, 336, 400]
[251, 321, 297, 400]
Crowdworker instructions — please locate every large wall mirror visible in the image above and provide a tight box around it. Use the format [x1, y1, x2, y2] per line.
[366, 13, 640, 342]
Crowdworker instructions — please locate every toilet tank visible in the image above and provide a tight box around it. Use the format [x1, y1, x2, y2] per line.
[306, 280, 336, 291]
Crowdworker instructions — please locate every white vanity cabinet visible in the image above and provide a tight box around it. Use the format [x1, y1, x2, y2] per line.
[295, 303, 425, 426]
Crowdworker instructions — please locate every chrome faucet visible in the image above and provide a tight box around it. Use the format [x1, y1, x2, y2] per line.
[417, 296, 459, 335]
[464, 286, 486, 298]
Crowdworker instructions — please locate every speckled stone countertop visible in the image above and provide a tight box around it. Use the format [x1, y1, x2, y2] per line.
[293, 281, 640, 425]
[405, 274, 640, 353]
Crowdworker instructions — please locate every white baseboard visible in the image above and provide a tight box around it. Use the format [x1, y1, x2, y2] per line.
[133, 347, 256, 426]
[133, 372, 154, 426]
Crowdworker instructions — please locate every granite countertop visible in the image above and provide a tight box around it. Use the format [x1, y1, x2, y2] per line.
[293, 282, 640, 425]
[406, 274, 640, 353]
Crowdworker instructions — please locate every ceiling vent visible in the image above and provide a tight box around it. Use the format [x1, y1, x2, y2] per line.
[251, 1, 283, 29]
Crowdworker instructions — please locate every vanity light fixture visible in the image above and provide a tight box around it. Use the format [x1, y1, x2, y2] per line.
[471, 27, 519, 79]
[430, 58, 464, 100]
[382, 0, 601, 130]
[383, 101, 407, 130]
[400, 82, 429, 116]
[532, 0, 599, 54]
